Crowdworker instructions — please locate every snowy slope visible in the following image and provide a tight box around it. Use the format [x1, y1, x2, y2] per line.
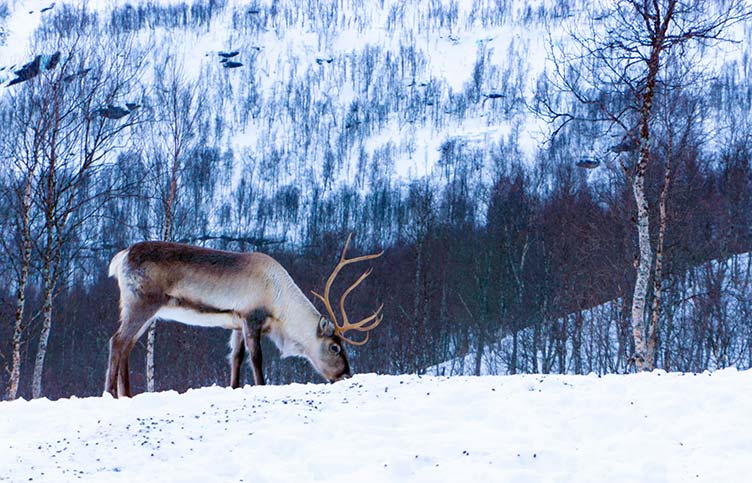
[0, 0, 556, 189]
[3, 0, 746, 185]
[0, 0, 577, 243]
[1, 0, 750, 247]
[2, 370, 751, 482]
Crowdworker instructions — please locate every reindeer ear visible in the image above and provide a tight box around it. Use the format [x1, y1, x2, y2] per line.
[318, 317, 335, 337]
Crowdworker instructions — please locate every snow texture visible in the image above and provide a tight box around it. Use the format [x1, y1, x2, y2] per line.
[1, 370, 751, 482]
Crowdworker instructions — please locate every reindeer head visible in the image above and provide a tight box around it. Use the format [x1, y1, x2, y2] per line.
[310, 234, 384, 382]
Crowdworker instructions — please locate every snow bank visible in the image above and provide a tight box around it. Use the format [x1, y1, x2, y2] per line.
[2, 370, 751, 482]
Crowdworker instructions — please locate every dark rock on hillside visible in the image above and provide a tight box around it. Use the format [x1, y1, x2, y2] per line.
[6, 51, 60, 87]
[609, 136, 639, 153]
[576, 158, 600, 169]
[97, 105, 130, 120]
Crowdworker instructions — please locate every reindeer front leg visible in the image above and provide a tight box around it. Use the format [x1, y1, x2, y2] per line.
[241, 315, 265, 386]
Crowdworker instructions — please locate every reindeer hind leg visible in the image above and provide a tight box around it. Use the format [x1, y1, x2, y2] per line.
[107, 301, 161, 398]
[105, 335, 121, 397]
[120, 318, 157, 397]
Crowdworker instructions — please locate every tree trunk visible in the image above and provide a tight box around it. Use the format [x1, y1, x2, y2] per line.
[32, 247, 54, 399]
[630, 32, 663, 372]
[507, 240, 528, 374]
[647, 155, 671, 368]
[7, 274, 28, 400]
[33, 145, 57, 399]
[532, 313, 541, 373]
[8, 264, 30, 400]
[7, 177, 33, 400]
[510, 329, 518, 375]
[558, 316, 567, 374]
[573, 310, 583, 374]
[146, 327, 156, 392]
[631, 167, 652, 371]
[146, 151, 180, 392]
[474, 328, 485, 376]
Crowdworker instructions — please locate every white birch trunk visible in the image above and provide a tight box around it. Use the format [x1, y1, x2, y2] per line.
[146, 325, 156, 392]
[8, 261, 30, 400]
[629, 22, 664, 372]
[32, 249, 54, 399]
[630, 166, 652, 371]
[7, 177, 33, 400]
[648, 156, 671, 368]
[146, 148, 180, 393]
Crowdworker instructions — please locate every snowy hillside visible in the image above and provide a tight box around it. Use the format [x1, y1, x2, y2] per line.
[0, 0, 558, 183]
[2, 0, 748, 217]
[1, 370, 751, 482]
[1, 0, 750, 243]
[0, 0, 589, 245]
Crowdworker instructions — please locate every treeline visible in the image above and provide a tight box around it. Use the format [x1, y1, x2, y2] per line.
[1, 130, 750, 399]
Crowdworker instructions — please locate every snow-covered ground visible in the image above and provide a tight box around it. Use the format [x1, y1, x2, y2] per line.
[2, 370, 751, 482]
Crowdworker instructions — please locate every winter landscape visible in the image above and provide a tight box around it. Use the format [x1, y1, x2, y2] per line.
[1, 0, 752, 481]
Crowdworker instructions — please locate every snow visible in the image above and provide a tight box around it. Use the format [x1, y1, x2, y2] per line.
[2, 369, 751, 482]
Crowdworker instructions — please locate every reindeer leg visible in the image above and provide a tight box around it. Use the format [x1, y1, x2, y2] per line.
[107, 329, 141, 398]
[105, 335, 122, 398]
[242, 316, 264, 386]
[119, 336, 140, 398]
[229, 329, 245, 388]
[107, 300, 160, 398]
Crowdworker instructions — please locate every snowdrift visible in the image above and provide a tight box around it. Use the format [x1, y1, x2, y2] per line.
[1, 370, 751, 482]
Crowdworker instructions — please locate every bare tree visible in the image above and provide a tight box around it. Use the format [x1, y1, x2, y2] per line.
[0, 93, 43, 399]
[537, 0, 751, 370]
[19, 36, 143, 398]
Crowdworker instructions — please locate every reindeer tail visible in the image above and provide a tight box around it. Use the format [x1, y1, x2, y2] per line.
[108, 249, 128, 278]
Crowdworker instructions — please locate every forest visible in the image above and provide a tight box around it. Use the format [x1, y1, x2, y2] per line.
[1, 0, 751, 400]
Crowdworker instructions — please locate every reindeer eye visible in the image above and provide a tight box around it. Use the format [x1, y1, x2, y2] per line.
[329, 343, 341, 355]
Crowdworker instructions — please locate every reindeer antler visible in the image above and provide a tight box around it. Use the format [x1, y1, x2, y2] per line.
[311, 233, 384, 345]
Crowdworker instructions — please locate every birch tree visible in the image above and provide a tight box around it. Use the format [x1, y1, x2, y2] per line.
[537, 0, 750, 371]
[0, 93, 43, 399]
[22, 37, 142, 398]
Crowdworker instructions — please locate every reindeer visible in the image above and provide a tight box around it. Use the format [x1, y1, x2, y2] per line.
[105, 234, 383, 398]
